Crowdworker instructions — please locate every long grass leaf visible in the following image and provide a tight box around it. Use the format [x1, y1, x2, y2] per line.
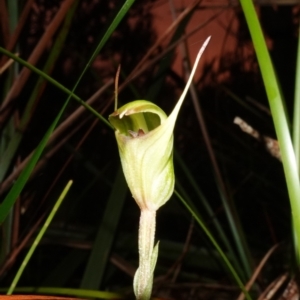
[175, 152, 245, 278]
[3, 287, 124, 299]
[239, 0, 300, 262]
[0, 0, 79, 182]
[70, 0, 137, 97]
[6, 180, 73, 294]
[293, 19, 300, 172]
[0, 92, 71, 224]
[0, 48, 111, 128]
[175, 190, 252, 300]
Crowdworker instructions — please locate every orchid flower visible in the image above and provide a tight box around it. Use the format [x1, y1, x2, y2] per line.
[109, 37, 210, 300]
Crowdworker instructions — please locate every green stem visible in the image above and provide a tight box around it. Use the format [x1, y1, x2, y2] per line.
[135, 209, 156, 300]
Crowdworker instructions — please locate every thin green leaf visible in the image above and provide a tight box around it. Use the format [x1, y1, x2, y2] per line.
[0, 98, 70, 224]
[71, 0, 137, 96]
[175, 152, 246, 279]
[3, 287, 124, 299]
[175, 190, 252, 300]
[0, 0, 79, 182]
[0, 48, 111, 128]
[293, 19, 300, 172]
[239, 0, 300, 262]
[7, 180, 73, 294]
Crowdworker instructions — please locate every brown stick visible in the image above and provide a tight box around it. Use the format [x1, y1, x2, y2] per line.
[0, 0, 35, 66]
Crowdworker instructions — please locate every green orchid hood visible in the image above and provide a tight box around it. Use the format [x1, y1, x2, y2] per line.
[109, 37, 210, 212]
[109, 100, 175, 211]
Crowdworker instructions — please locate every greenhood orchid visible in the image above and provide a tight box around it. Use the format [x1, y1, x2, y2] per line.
[109, 37, 210, 300]
[109, 100, 174, 212]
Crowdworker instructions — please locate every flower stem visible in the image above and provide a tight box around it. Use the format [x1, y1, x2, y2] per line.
[135, 208, 156, 300]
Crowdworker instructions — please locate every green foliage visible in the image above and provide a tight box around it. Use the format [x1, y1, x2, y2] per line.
[0, 1, 298, 299]
[239, 0, 300, 263]
[7, 181, 73, 294]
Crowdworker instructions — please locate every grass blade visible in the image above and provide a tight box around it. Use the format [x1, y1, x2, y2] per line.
[293, 18, 300, 172]
[239, 0, 300, 262]
[0, 48, 111, 128]
[0, 97, 71, 224]
[175, 152, 246, 278]
[3, 287, 124, 299]
[0, 0, 79, 182]
[6, 180, 73, 294]
[70, 0, 137, 97]
[175, 190, 252, 300]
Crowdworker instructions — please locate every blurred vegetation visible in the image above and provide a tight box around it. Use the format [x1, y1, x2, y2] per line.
[0, 0, 299, 299]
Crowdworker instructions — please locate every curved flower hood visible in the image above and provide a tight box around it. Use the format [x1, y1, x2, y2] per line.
[109, 100, 175, 211]
[109, 37, 211, 212]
